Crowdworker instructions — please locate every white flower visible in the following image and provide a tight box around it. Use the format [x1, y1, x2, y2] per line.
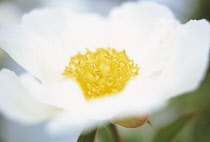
[1, 117, 80, 142]
[0, 1, 210, 133]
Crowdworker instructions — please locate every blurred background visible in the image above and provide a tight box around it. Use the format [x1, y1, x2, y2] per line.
[0, 0, 209, 142]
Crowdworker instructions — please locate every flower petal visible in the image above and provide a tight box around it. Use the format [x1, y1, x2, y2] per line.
[0, 25, 65, 83]
[108, 1, 179, 66]
[33, 80, 85, 110]
[21, 8, 74, 41]
[110, 1, 175, 21]
[0, 69, 60, 124]
[47, 111, 98, 134]
[159, 20, 210, 97]
[110, 111, 150, 128]
[0, 9, 109, 83]
[46, 75, 160, 131]
[1, 118, 81, 142]
[18, 72, 85, 110]
[21, 8, 108, 53]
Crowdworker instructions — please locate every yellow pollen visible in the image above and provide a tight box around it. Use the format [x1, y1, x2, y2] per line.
[63, 48, 140, 100]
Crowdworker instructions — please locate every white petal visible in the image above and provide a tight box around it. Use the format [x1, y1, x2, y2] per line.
[0, 69, 60, 124]
[33, 80, 85, 110]
[1, 118, 81, 142]
[108, 1, 179, 66]
[61, 78, 155, 122]
[109, 1, 175, 21]
[21, 8, 74, 41]
[47, 76, 156, 131]
[0, 25, 65, 83]
[21, 8, 109, 53]
[47, 111, 97, 134]
[0, 9, 109, 83]
[19, 71, 85, 112]
[117, 75, 162, 111]
[159, 20, 210, 97]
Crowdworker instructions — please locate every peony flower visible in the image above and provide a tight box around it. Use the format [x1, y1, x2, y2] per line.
[0, 1, 210, 134]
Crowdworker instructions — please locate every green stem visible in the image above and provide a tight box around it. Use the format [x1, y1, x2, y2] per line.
[109, 123, 123, 142]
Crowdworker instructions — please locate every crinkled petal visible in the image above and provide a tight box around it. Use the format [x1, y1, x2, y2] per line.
[47, 76, 157, 131]
[1, 118, 82, 142]
[108, 1, 179, 67]
[110, 1, 176, 21]
[0, 69, 60, 124]
[19, 73, 85, 110]
[159, 20, 210, 97]
[21, 8, 109, 56]
[21, 8, 75, 42]
[34, 80, 86, 110]
[0, 25, 65, 83]
[0, 8, 109, 83]
[47, 111, 98, 134]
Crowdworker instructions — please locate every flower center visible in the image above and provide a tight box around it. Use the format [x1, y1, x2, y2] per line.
[63, 48, 139, 100]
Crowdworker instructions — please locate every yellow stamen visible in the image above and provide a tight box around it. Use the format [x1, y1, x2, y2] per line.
[63, 48, 139, 100]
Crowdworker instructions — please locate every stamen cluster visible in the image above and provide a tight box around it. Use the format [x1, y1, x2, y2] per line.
[63, 48, 139, 100]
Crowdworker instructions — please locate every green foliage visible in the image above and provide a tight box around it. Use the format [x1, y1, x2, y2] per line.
[78, 123, 122, 142]
[96, 123, 116, 142]
[192, 108, 210, 142]
[198, 0, 210, 21]
[77, 127, 98, 142]
[97, 123, 120, 142]
[152, 111, 199, 142]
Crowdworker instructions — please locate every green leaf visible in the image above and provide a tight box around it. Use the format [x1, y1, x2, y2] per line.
[96, 123, 116, 142]
[152, 111, 200, 142]
[77, 127, 98, 142]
